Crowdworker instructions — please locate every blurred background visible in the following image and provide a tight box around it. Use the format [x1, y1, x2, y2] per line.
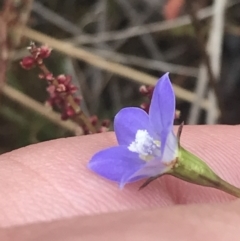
[0, 0, 240, 154]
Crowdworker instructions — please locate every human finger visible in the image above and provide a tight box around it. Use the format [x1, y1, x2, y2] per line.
[0, 125, 239, 227]
[2, 199, 240, 241]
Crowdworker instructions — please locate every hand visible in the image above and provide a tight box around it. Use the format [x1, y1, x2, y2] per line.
[1, 125, 240, 240]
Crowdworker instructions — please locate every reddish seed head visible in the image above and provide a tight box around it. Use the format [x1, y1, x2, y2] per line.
[46, 85, 55, 94]
[46, 85, 56, 99]
[66, 107, 75, 117]
[139, 85, 154, 98]
[102, 119, 110, 127]
[57, 74, 71, 84]
[20, 56, 36, 69]
[74, 97, 81, 104]
[57, 74, 66, 82]
[140, 102, 150, 111]
[139, 85, 148, 95]
[140, 103, 145, 109]
[56, 84, 67, 93]
[90, 115, 98, 126]
[139, 84, 154, 113]
[175, 110, 181, 119]
[45, 73, 54, 81]
[147, 86, 154, 96]
[37, 59, 43, 65]
[55, 75, 77, 94]
[38, 45, 52, 59]
[61, 106, 75, 120]
[21, 42, 86, 129]
[38, 73, 45, 79]
[69, 84, 78, 93]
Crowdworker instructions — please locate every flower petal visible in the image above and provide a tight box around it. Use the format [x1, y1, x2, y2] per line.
[114, 107, 149, 146]
[162, 131, 178, 163]
[120, 158, 167, 187]
[88, 146, 145, 182]
[149, 73, 175, 153]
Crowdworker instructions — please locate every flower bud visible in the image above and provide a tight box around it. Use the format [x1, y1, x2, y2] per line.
[167, 146, 240, 197]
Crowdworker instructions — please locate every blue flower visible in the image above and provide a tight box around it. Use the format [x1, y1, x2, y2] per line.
[88, 73, 178, 188]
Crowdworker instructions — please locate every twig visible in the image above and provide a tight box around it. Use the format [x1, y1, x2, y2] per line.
[1, 84, 83, 134]
[11, 45, 198, 77]
[68, 1, 239, 45]
[87, 47, 198, 77]
[206, 0, 227, 124]
[70, 59, 91, 116]
[185, 0, 225, 122]
[16, 26, 211, 109]
[115, 0, 164, 60]
[188, 64, 208, 124]
[32, 1, 82, 35]
[32, 0, 166, 109]
[188, 0, 227, 124]
[90, 0, 107, 112]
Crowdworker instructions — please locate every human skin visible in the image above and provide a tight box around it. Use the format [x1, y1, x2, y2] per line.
[1, 125, 240, 240]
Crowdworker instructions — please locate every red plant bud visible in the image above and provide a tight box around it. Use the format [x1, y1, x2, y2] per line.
[90, 115, 98, 126]
[56, 84, 67, 93]
[46, 85, 56, 97]
[139, 85, 148, 94]
[38, 73, 45, 79]
[66, 107, 75, 117]
[69, 84, 78, 93]
[74, 97, 81, 104]
[57, 74, 66, 82]
[102, 119, 110, 127]
[175, 110, 181, 119]
[140, 102, 150, 112]
[147, 86, 154, 96]
[45, 73, 54, 81]
[57, 74, 71, 84]
[20, 56, 36, 69]
[38, 45, 52, 59]
[139, 85, 154, 98]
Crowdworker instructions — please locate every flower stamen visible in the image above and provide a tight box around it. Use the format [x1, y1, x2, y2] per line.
[128, 130, 161, 161]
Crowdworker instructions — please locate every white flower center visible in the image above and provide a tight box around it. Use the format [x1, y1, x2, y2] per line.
[128, 130, 160, 160]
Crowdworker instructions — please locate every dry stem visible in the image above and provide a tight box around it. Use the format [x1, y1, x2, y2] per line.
[1, 84, 82, 134]
[185, 0, 225, 122]
[15, 27, 211, 110]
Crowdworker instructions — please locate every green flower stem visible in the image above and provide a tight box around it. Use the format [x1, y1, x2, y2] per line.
[167, 146, 240, 198]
